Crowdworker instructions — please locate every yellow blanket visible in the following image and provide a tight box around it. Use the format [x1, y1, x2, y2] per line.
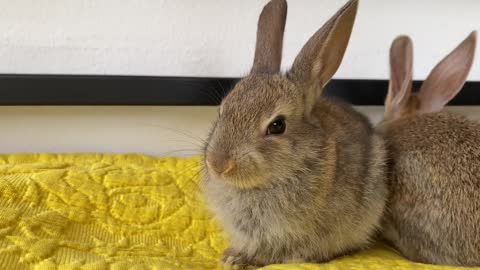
[0, 154, 475, 270]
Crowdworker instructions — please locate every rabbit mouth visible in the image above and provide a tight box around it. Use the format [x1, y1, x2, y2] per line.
[204, 150, 270, 189]
[225, 174, 267, 189]
[206, 164, 267, 189]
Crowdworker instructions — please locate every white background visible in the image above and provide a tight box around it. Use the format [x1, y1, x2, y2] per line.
[0, 0, 479, 79]
[0, 0, 479, 155]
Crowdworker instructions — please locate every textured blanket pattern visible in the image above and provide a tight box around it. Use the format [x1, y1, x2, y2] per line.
[0, 154, 477, 270]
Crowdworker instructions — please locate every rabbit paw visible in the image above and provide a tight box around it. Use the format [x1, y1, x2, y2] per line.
[220, 248, 259, 270]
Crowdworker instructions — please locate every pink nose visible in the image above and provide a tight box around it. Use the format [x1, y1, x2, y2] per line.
[206, 156, 236, 176]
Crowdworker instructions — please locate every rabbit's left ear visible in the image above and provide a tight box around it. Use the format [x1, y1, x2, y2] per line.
[288, 0, 358, 113]
[418, 31, 477, 113]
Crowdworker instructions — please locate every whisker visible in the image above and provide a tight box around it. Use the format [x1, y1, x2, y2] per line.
[156, 148, 203, 156]
[214, 80, 229, 103]
[157, 125, 209, 144]
[133, 123, 211, 149]
[176, 80, 224, 104]
[177, 168, 208, 197]
[199, 87, 222, 104]
[235, 150, 255, 163]
[170, 163, 203, 177]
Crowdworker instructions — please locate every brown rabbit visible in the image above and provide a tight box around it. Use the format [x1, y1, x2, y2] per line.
[378, 32, 480, 266]
[203, 0, 389, 268]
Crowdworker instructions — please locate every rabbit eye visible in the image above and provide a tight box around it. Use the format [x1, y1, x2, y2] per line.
[266, 116, 286, 135]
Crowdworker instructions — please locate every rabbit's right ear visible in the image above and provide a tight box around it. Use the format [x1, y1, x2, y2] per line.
[251, 0, 288, 74]
[385, 35, 413, 120]
[417, 31, 477, 113]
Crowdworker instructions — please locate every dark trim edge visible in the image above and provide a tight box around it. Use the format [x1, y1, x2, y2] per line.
[0, 74, 479, 105]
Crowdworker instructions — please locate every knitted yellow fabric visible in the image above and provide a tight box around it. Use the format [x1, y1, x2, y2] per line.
[0, 154, 477, 270]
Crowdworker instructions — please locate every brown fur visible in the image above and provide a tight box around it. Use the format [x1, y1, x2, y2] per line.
[379, 32, 479, 266]
[203, 0, 389, 268]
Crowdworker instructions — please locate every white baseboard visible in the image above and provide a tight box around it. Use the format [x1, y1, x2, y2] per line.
[0, 106, 478, 156]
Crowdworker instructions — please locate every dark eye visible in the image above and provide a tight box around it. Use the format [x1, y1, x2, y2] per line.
[266, 116, 286, 135]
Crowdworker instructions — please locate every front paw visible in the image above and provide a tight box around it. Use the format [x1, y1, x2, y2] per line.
[220, 248, 258, 270]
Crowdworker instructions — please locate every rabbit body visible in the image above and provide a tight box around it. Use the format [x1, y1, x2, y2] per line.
[205, 93, 388, 265]
[380, 32, 479, 266]
[379, 112, 480, 266]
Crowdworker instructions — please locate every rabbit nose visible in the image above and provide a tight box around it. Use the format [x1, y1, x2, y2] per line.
[206, 156, 236, 176]
[222, 159, 236, 175]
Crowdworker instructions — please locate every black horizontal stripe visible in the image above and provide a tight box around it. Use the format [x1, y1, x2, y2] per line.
[0, 74, 478, 105]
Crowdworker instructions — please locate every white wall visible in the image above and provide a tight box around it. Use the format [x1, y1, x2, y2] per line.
[0, 0, 479, 80]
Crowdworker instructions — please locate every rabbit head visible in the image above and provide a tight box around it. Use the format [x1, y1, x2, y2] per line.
[204, 0, 358, 189]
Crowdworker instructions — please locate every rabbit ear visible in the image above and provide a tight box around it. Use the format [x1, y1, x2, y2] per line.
[288, 0, 358, 112]
[385, 35, 414, 120]
[251, 0, 288, 74]
[418, 31, 477, 113]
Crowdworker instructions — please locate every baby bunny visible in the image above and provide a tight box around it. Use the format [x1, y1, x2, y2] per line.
[203, 0, 389, 268]
[379, 32, 480, 266]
